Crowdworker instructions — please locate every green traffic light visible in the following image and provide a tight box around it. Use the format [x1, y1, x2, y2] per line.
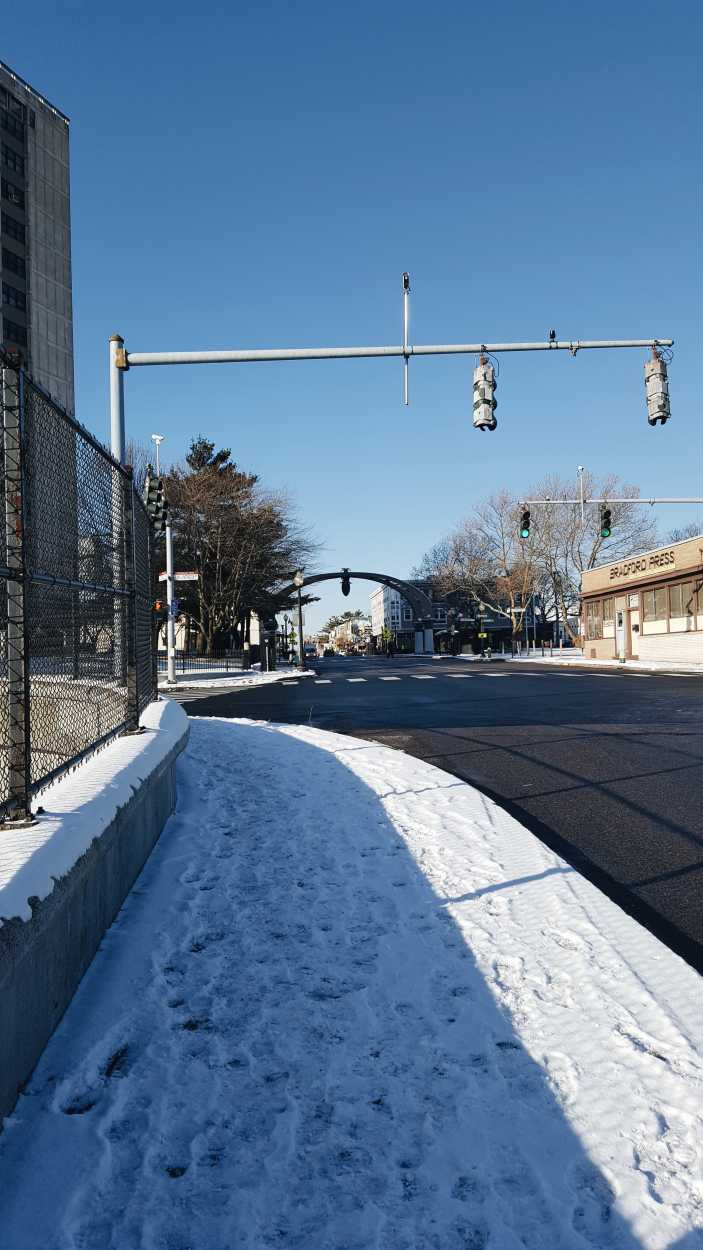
[601, 527, 611, 538]
[520, 528, 530, 538]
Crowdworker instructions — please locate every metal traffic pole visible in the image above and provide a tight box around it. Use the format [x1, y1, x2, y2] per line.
[151, 433, 176, 685]
[293, 571, 306, 670]
[164, 515, 176, 685]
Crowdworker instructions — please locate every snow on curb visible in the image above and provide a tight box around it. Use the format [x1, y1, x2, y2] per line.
[158, 667, 316, 691]
[0, 699, 188, 925]
[508, 654, 703, 675]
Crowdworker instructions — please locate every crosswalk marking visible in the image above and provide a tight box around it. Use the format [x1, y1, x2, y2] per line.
[347, 677, 367, 682]
[314, 679, 332, 684]
[379, 676, 402, 681]
[281, 681, 299, 685]
[411, 674, 435, 680]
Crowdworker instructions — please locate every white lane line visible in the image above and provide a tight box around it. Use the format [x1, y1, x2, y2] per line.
[314, 679, 332, 684]
[447, 674, 472, 678]
[411, 675, 436, 680]
[281, 681, 299, 686]
[379, 676, 402, 681]
[347, 678, 367, 683]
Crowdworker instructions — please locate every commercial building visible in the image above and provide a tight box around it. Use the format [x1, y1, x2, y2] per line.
[370, 583, 447, 651]
[581, 535, 703, 663]
[0, 61, 74, 413]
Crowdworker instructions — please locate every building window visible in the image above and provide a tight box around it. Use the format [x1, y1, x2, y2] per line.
[669, 582, 695, 619]
[602, 597, 614, 623]
[1, 178, 24, 209]
[2, 247, 25, 277]
[2, 317, 27, 346]
[2, 281, 25, 310]
[1, 144, 24, 177]
[1, 211, 24, 243]
[586, 601, 603, 640]
[642, 588, 668, 621]
[403, 607, 413, 621]
[0, 108, 24, 141]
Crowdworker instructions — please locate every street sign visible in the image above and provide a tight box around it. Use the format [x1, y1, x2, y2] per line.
[159, 571, 198, 581]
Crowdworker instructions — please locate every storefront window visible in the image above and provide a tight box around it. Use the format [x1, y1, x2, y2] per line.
[602, 597, 614, 623]
[643, 589, 668, 621]
[586, 602, 602, 640]
[670, 582, 695, 619]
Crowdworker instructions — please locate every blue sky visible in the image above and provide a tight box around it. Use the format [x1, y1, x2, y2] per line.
[5, 1, 701, 629]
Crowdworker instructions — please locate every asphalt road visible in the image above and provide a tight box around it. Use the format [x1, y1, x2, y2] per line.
[169, 655, 703, 973]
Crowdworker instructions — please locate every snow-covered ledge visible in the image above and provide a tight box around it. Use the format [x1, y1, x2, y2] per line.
[0, 699, 189, 1123]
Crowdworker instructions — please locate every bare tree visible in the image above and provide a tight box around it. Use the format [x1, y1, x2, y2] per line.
[413, 493, 538, 637]
[529, 470, 658, 643]
[667, 521, 703, 543]
[473, 491, 539, 637]
[126, 440, 152, 495]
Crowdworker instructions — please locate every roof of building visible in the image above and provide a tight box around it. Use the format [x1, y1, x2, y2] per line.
[0, 60, 69, 124]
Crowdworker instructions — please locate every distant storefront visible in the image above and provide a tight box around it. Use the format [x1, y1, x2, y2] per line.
[581, 535, 703, 662]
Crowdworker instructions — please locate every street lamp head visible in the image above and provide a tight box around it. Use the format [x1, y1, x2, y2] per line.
[293, 570, 305, 588]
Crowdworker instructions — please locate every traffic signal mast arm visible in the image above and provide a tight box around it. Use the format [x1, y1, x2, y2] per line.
[109, 277, 673, 465]
[123, 338, 672, 367]
[524, 497, 703, 505]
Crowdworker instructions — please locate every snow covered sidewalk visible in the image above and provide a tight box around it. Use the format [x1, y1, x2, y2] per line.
[0, 718, 702, 1249]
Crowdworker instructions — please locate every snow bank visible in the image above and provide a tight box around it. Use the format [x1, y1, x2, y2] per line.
[0, 699, 188, 925]
[0, 716, 701, 1248]
[158, 666, 316, 690]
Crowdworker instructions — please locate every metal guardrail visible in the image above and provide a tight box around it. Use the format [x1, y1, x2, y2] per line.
[156, 651, 245, 675]
[0, 363, 157, 822]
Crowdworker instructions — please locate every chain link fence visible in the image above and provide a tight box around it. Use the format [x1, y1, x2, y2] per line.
[0, 363, 158, 822]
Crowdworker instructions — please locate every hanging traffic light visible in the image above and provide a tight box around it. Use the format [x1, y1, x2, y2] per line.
[644, 349, 670, 426]
[143, 465, 168, 537]
[341, 568, 351, 597]
[520, 508, 531, 539]
[600, 506, 612, 539]
[472, 356, 497, 431]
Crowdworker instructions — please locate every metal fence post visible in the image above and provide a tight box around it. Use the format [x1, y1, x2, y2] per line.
[123, 469, 139, 729]
[2, 366, 31, 821]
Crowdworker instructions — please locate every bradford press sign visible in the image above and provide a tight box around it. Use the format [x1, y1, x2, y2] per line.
[608, 549, 676, 583]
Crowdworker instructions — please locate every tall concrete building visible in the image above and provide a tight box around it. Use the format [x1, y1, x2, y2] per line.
[0, 61, 74, 413]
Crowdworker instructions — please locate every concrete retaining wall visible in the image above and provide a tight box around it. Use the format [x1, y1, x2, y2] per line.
[0, 721, 187, 1124]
